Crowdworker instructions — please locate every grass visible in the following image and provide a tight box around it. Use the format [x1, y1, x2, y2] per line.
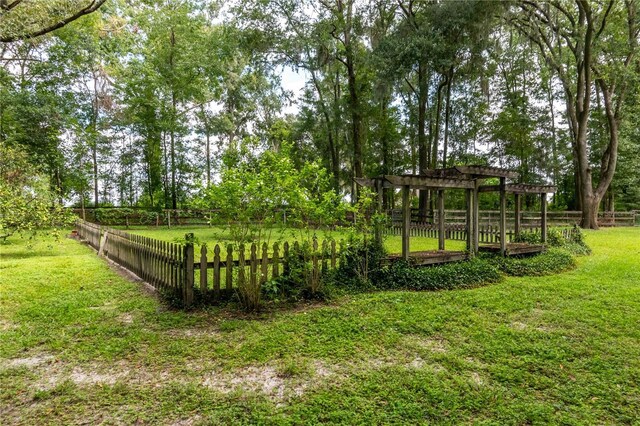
[122, 225, 468, 256]
[1, 228, 639, 424]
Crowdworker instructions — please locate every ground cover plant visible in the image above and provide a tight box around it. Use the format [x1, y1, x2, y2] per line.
[486, 248, 577, 277]
[1, 228, 638, 424]
[373, 258, 503, 291]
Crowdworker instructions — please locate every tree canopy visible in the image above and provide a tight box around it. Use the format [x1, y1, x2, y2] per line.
[1, 0, 638, 229]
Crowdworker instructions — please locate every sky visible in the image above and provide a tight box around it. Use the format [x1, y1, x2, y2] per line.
[278, 66, 308, 114]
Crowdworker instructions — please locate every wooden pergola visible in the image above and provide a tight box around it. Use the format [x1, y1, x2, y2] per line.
[356, 165, 557, 263]
[477, 182, 557, 255]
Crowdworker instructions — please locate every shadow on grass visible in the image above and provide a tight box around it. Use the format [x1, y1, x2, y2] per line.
[0, 249, 61, 260]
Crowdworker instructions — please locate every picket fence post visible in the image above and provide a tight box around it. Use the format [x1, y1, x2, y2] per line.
[184, 233, 195, 308]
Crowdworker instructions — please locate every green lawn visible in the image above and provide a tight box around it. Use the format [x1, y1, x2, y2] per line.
[122, 225, 468, 255]
[1, 228, 639, 424]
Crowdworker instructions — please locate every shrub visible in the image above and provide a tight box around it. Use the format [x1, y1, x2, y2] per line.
[373, 258, 502, 292]
[563, 226, 592, 255]
[513, 226, 591, 255]
[486, 248, 576, 276]
[334, 236, 386, 290]
[563, 242, 591, 256]
[0, 145, 75, 241]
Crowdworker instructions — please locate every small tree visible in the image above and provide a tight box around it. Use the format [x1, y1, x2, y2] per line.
[198, 141, 347, 309]
[0, 144, 74, 241]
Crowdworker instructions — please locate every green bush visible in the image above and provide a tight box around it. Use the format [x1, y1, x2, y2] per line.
[93, 208, 159, 226]
[513, 230, 543, 245]
[333, 236, 386, 290]
[513, 226, 591, 255]
[486, 248, 576, 276]
[373, 258, 502, 292]
[563, 242, 591, 256]
[563, 226, 592, 255]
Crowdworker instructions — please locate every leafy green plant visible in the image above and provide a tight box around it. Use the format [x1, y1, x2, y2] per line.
[197, 142, 349, 310]
[335, 235, 387, 290]
[513, 226, 591, 255]
[373, 258, 502, 291]
[0, 145, 75, 241]
[486, 248, 576, 276]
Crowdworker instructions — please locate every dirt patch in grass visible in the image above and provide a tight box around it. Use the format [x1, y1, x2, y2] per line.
[17, 355, 345, 404]
[402, 334, 449, 354]
[407, 356, 426, 369]
[202, 360, 345, 404]
[118, 313, 134, 324]
[170, 415, 203, 426]
[510, 321, 528, 330]
[203, 365, 304, 401]
[0, 319, 17, 331]
[469, 371, 485, 387]
[1, 354, 55, 370]
[36, 364, 130, 391]
[165, 328, 222, 338]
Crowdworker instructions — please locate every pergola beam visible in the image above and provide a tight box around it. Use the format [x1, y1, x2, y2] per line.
[354, 175, 474, 190]
[382, 175, 474, 190]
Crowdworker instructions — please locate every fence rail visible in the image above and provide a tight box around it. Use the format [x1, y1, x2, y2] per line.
[73, 207, 636, 228]
[385, 223, 580, 244]
[390, 209, 636, 227]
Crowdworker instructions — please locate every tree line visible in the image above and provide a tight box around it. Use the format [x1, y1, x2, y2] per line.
[0, 0, 638, 229]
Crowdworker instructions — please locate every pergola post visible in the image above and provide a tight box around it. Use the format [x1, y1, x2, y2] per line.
[375, 179, 383, 245]
[499, 177, 507, 256]
[465, 189, 473, 253]
[541, 192, 547, 243]
[402, 185, 410, 260]
[438, 189, 445, 251]
[473, 180, 480, 255]
[514, 193, 521, 239]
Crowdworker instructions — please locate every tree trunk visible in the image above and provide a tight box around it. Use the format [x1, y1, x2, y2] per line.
[311, 71, 340, 192]
[205, 131, 211, 186]
[336, 0, 363, 200]
[417, 63, 429, 220]
[92, 142, 98, 206]
[169, 28, 178, 210]
[442, 66, 454, 169]
[161, 131, 169, 208]
[581, 197, 599, 229]
[170, 123, 177, 210]
[431, 79, 445, 170]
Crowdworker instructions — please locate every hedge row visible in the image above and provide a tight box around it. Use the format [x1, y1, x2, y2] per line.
[372, 258, 503, 291]
[484, 248, 576, 277]
[364, 247, 580, 293]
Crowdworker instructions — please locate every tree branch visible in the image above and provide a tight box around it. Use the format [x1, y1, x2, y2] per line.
[0, 0, 107, 42]
[0, 0, 24, 12]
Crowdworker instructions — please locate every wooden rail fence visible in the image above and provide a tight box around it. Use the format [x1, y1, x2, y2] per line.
[385, 223, 580, 244]
[391, 209, 637, 227]
[75, 220, 340, 308]
[73, 207, 636, 228]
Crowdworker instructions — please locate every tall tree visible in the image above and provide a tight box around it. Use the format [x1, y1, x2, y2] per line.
[511, 0, 639, 228]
